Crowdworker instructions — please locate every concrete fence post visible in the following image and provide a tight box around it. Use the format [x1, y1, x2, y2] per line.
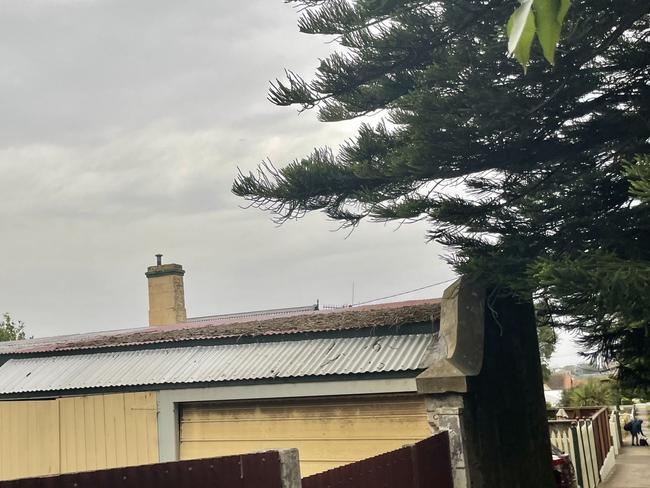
[278, 449, 302, 488]
[417, 278, 556, 487]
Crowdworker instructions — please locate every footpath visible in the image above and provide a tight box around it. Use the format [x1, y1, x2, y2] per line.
[600, 403, 650, 488]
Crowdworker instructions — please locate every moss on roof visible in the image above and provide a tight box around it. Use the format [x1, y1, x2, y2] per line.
[0, 299, 441, 355]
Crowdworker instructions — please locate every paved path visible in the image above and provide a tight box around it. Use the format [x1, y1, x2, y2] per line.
[599, 446, 650, 487]
[600, 404, 650, 488]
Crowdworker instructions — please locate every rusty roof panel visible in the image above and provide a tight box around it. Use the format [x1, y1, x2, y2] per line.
[0, 299, 440, 355]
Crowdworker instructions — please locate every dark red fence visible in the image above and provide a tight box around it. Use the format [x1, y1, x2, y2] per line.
[0, 437, 452, 488]
[301, 433, 453, 488]
[0, 450, 294, 488]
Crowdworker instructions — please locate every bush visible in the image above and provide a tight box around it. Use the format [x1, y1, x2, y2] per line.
[561, 379, 619, 407]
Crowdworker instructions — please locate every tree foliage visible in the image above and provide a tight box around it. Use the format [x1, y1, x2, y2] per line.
[233, 0, 650, 387]
[533, 157, 650, 392]
[537, 303, 558, 382]
[0, 313, 28, 342]
[625, 154, 650, 204]
[561, 378, 618, 407]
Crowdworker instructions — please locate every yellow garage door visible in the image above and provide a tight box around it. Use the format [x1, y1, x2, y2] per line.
[180, 394, 431, 476]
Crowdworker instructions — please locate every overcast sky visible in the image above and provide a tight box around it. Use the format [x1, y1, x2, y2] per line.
[0, 0, 579, 366]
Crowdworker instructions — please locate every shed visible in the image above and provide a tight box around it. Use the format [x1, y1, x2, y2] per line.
[0, 299, 442, 480]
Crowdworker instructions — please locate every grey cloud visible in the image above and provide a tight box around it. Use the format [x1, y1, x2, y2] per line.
[0, 113, 359, 221]
[0, 0, 328, 145]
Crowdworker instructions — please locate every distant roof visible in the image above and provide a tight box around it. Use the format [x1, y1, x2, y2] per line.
[186, 304, 319, 323]
[0, 299, 441, 356]
[0, 333, 436, 395]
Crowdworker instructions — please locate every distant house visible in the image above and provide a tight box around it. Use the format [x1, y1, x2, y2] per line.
[0, 258, 443, 481]
[547, 371, 574, 391]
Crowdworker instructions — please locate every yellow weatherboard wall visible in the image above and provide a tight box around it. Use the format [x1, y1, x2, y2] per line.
[180, 394, 432, 476]
[0, 399, 60, 481]
[0, 392, 159, 481]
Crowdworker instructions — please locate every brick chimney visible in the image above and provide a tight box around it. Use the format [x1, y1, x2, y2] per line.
[145, 254, 187, 326]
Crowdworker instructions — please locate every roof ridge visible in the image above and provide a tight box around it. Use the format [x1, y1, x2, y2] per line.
[186, 304, 319, 323]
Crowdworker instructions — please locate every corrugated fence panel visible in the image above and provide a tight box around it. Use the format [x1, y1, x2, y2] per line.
[0, 400, 60, 481]
[0, 392, 158, 481]
[301, 433, 453, 488]
[0, 451, 290, 488]
[180, 394, 432, 477]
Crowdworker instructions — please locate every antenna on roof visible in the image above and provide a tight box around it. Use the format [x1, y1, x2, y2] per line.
[351, 281, 355, 306]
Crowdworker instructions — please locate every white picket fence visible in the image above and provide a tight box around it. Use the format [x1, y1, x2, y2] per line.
[548, 410, 621, 488]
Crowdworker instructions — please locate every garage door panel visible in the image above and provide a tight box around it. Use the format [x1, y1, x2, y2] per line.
[182, 398, 426, 421]
[180, 395, 431, 477]
[181, 415, 430, 441]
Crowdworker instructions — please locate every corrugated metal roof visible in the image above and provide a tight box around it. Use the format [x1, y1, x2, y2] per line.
[186, 304, 319, 323]
[0, 333, 436, 395]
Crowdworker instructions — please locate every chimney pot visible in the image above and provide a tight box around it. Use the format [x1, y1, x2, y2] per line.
[155, 254, 163, 266]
